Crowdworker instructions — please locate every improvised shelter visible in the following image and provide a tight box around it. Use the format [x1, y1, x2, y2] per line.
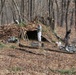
[0, 22, 58, 43]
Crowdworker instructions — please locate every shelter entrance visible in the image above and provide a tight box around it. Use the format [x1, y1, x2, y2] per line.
[26, 30, 47, 41]
[26, 30, 37, 40]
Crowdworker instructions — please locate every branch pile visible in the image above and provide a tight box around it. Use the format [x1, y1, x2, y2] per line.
[0, 22, 59, 44]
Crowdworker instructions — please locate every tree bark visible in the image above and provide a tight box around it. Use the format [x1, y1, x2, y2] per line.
[0, 0, 5, 14]
[50, 0, 55, 30]
[70, 9, 74, 28]
[12, 0, 21, 22]
[65, 0, 71, 46]
[28, 0, 32, 21]
[20, 0, 24, 22]
[74, 0, 76, 31]
[0, 0, 5, 25]
[60, 0, 64, 26]
[55, 0, 60, 25]
[65, 0, 70, 33]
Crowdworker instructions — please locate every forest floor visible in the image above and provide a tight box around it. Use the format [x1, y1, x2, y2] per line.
[0, 25, 76, 75]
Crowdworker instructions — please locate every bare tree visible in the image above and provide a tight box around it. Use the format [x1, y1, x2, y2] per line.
[5, 4, 8, 24]
[70, 9, 74, 28]
[0, 0, 5, 25]
[74, 0, 76, 31]
[65, 0, 71, 33]
[50, 0, 55, 30]
[0, 0, 5, 14]
[60, 0, 64, 26]
[55, 0, 60, 25]
[12, 0, 21, 22]
[65, 0, 71, 46]
[0, 0, 75, 27]
[48, 0, 51, 17]
[28, 0, 33, 21]
[20, 0, 24, 22]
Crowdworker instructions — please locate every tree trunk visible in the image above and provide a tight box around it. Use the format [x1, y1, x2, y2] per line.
[55, 0, 60, 25]
[48, 0, 51, 17]
[0, 0, 5, 14]
[0, 0, 5, 25]
[20, 0, 24, 22]
[70, 9, 74, 28]
[50, 0, 55, 30]
[60, 0, 64, 26]
[12, 0, 21, 22]
[65, 0, 71, 46]
[65, 0, 70, 33]
[74, 0, 76, 31]
[28, 0, 32, 21]
[11, 0, 17, 23]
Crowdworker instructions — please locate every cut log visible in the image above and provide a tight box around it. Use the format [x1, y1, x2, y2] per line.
[42, 35, 52, 43]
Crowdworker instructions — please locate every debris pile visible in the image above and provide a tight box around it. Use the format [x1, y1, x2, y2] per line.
[0, 24, 20, 39]
[56, 41, 76, 53]
[0, 22, 59, 44]
[7, 36, 19, 43]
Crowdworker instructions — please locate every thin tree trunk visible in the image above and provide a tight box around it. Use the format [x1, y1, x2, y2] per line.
[0, 0, 5, 14]
[12, 0, 21, 22]
[32, 0, 35, 20]
[5, 4, 8, 24]
[0, 0, 5, 25]
[65, 0, 71, 46]
[10, 0, 17, 23]
[50, 0, 55, 30]
[28, 0, 32, 21]
[48, 0, 51, 17]
[20, 0, 24, 22]
[47, 0, 52, 26]
[55, 0, 60, 25]
[1, 11, 3, 25]
[70, 9, 74, 28]
[74, 0, 76, 31]
[60, 0, 64, 26]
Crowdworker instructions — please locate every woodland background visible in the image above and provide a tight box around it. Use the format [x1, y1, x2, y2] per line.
[0, 0, 76, 31]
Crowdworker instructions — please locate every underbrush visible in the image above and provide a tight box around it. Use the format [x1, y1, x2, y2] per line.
[0, 42, 5, 49]
[49, 68, 76, 75]
[8, 66, 24, 72]
[10, 45, 16, 49]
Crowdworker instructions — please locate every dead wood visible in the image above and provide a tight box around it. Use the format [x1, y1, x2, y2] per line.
[0, 22, 59, 44]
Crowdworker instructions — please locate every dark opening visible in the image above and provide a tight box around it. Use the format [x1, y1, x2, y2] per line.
[26, 30, 48, 41]
[26, 30, 37, 40]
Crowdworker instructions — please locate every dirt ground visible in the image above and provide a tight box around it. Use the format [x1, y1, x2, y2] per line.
[0, 26, 76, 75]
